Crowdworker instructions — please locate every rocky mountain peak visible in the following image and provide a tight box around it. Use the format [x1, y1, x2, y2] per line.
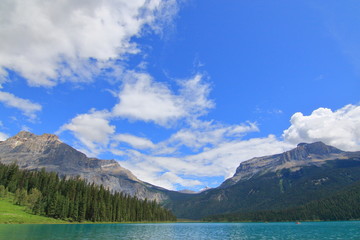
[296, 142, 342, 155]
[280, 141, 343, 163]
[13, 131, 60, 142]
[14, 130, 36, 139]
[3, 131, 62, 153]
[221, 142, 347, 188]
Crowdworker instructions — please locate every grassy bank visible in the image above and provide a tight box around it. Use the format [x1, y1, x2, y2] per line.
[0, 196, 177, 224]
[0, 196, 67, 224]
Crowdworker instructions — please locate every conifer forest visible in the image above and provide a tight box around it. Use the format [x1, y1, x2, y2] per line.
[0, 163, 176, 222]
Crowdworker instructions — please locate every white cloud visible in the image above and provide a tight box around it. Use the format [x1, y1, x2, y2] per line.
[165, 120, 259, 150]
[119, 134, 293, 189]
[157, 172, 202, 190]
[283, 104, 360, 151]
[178, 74, 214, 117]
[119, 152, 204, 190]
[0, 91, 42, 119]
[0, 0, 177, 87]
[181, 135, 293, 179]
[57, 109, 115, 154]
[113, 133, 155, 150]
[112, 71, 185, 126]
[113, 72, 214, 126]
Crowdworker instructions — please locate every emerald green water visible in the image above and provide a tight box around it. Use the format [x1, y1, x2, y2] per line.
[0, 222, 359, 239]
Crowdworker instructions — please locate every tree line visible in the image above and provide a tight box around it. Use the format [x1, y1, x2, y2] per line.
[0, 163, 176, 222]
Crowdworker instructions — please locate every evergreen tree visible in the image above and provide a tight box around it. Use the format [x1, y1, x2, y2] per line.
[27, 188, 42, 210]
[14, 188, 27, 205]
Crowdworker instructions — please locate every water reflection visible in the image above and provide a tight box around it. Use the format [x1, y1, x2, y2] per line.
[0, 222, 360, 240]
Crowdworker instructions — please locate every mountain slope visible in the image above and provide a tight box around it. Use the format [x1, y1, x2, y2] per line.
[0, 131, 169, 201]
[205, 179, 360, 222]
[166, 142, 360, 219]
[221, 142, 345, 188]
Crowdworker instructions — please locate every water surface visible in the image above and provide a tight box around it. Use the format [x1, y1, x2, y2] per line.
[0, 221, 359, 239]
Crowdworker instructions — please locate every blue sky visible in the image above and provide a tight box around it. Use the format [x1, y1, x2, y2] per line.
[0, 0, 359, 191]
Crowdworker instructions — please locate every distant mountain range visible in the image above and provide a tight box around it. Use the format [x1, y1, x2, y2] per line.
[1, 131, 360, 220]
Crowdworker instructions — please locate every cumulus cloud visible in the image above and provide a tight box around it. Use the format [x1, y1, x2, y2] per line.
[0, 91, 42, 119]
[57, 110, 115, 154]
[283, 104, 360, 151]
[112, 71, 185, 126]
[112, 72, 214, 126]
[0, 0, 177, 86]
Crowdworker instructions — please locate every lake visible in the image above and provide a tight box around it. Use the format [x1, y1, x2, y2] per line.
[0, 221, 359, 239]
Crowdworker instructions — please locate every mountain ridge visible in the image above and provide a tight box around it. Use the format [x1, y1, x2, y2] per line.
[220, 141, 347, 188]
[0, 131, 170, 202]
[165, 141, 360, 219]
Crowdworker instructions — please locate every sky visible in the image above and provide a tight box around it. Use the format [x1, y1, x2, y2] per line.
[0, 0, 360, 191]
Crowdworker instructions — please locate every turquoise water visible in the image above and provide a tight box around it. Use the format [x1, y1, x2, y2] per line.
[0, 222, 359, 239]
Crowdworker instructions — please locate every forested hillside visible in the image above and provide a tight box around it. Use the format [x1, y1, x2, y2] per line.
[0, 163, 176, 222]
[204, 179, 360, 222]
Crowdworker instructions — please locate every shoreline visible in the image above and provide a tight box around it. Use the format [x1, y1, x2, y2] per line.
[2, 219, 360, 225]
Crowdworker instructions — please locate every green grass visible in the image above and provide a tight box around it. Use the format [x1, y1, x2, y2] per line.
[0, 196, 67, 224]
[0, 196, 176, 225]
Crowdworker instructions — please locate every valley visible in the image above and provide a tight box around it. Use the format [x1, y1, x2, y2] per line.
[1, 131, 360, 221]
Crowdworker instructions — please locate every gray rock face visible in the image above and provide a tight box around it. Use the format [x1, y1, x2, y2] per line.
[0, 131, 168, 202]
[221, 142, 351, 188]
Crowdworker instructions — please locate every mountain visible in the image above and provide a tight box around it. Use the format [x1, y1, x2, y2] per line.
[0, 131, 169, 202]
[166, 142, 360, 219]
[221, 142, 344, 188]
